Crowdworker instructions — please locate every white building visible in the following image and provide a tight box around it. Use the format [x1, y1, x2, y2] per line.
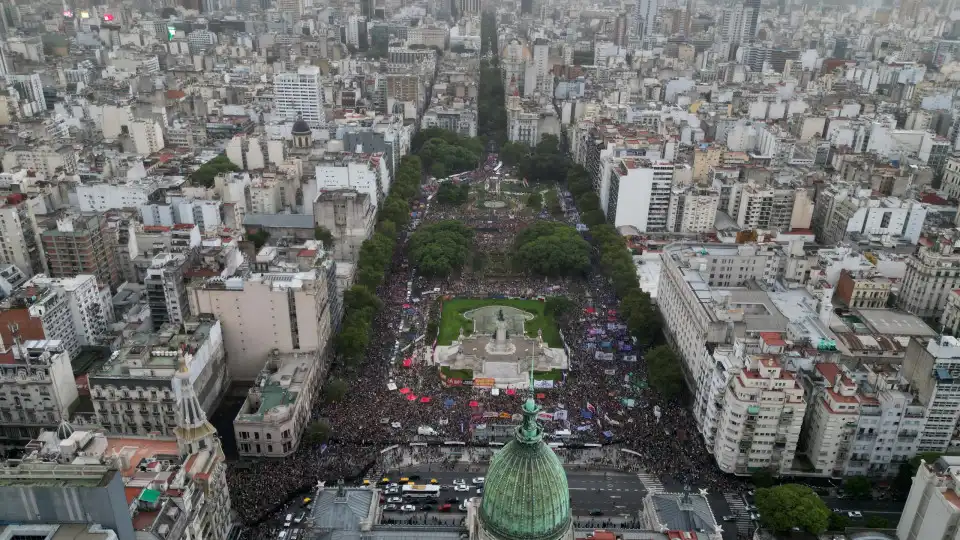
[77, 181, 158, 212]
[0, 197, 46, 276]
[606, 157, 675, 232]
[23, 274, 114, 348]
[903, 336, 960, 452]
[314, 154, 391, 208]
[899, 235, 960, 319]
[713, 354, 805, 475]
[141, 198, 222, 233]
[130, 120, 165, 155]
[274, 66, 325, 127]
[0, 340, 77, 450]
[667, 186, 720, 233]
[897, 456, 960, 540]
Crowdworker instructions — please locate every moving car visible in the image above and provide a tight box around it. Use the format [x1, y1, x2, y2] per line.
[284, 514, 293, 527]
[383, 504, 398, 512]
[446, 497, 460, 504]
[439, 504, 452, 512]
[722, 515, 736, 522]
[419, 505, 433, 512]
[472, 477, 485, 485]
[455, 484, 471, 492]
[458, 503, 467, 512]
[749, 513, 761, 521]
[400, 505, 417, 512]
[589, 510, 604, 516]
[476, 488, 484, 495]
[387, 497, 403, 504]
[847, 511, 863, 519]
[453, 479, 466, 485]
[430, 479, 439, 484]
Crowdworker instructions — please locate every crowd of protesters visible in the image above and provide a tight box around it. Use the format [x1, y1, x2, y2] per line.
[227, 154, 747, 534]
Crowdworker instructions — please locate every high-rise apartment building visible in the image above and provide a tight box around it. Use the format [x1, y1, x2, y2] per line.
[23, 274, 114, 348]
[273, 66, 324, 128]
[605, 158, 675, 232]
[903, 336, 960, 452]
[144, 252, 190, 330]
[40, 213, 120, 291]
[633, 0, 658, 40]
[897, 456, 960, 540]
[188, 244, 336, 381]
[713, 355, 805, 475]
[0, 193, 46, 276]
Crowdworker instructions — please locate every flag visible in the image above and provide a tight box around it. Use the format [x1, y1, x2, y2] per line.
[586, 402, 596, 414]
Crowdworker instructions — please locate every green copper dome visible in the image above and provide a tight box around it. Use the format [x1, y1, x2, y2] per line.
[479, 397, 571, 540]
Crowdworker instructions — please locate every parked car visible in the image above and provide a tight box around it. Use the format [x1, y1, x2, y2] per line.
[383, 504, 398, 512]
[439, 504, 452, 512]
[458, 503, 467, 512]
[446, 497, 460, 504]
[400, 505, 416, 512]
[419, 505, 433, 512]
[847, 511, 863, 519]
[284, 514, 293, 527]
[476, 488, 484, 495]
[387, 497, 403, 504]
[589, 510, 604, 516]
[472, 477, 485, 485]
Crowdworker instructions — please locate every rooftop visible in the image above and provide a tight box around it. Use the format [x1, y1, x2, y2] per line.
[856, 309, 935, 337]
[92, 320, 219, 379]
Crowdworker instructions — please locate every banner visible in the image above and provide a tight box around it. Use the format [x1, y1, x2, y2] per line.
[603, 369, 616, 376]
[622, 355, 638, 362]
[534, 379, 555, 389]
[499, 412, 512, 419]
[446, 378, 463, 387]
[474, 378, 495, 388]
[554, 409, 569, 421]
[482, 411, 499, 418]
[537, 412, 555, 421]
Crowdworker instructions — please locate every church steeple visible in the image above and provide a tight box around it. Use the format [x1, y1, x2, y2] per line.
[173, 351, 219, 457]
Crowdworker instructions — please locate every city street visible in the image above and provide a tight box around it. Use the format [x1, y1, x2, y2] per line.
[388, 467, 648, 519]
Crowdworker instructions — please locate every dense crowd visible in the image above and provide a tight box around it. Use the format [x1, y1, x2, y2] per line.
[228, 154, 747, 535]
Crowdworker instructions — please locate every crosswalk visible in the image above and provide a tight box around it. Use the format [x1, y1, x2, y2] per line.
[723, 493, 752, 535]
[636, 472, 665, 494]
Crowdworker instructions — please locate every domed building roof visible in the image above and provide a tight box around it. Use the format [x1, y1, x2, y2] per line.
[291, 118, 311, 135]
[479, 396, 571, 540]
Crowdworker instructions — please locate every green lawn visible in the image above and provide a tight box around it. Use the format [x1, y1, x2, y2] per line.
[437, 298, 563, 348]
[441, 366, 475, 379]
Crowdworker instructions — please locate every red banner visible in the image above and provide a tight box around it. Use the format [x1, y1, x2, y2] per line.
[446, 378, 463, 387]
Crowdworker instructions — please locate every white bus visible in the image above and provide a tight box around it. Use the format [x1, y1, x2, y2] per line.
[401, 484, 441, 499]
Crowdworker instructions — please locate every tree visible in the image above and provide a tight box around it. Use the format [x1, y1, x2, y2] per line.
[843, 475, 873, 500]
[410, 220, 474, 277]
[305, 420, 332, 444]
[513, 222, 591, 277]
[436, 182, 470, 205]
[756, 484, 830, 534]
[865, 516, 889, 529]
[545, 296, 574, 317]
[544, 190, 562, 216]
[500, 141, 529, 166]
[582, 209, 606, 227]
[828, 512, 850, 531]
[247, 229, 269, 249]
[751, 470, 775, 488]
[380, 196, 410, 227]
[526, 192, 543, 210]
[336, 323, 370, 363]
[189, 154, 239, 188]
[324, 378, 349, 403]
[315, 226, 334, 248]
[645, 346, 683, 399]
[620, 290, 660, 346]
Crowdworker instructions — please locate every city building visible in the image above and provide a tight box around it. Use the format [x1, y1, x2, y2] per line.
[234, 350, 324, 457]
[0, 194, 46, 277]
[0, 340, 76, 451]
[23, 274, 114, 349]
[605, 157, 675, 232]
[40, 213, 121, 291]
[273, 66, 325, 127]
[0, 283, 80, 359]
[903, 336, 960, 452]
[312, 190, 376, 264]
[834, 269, 894, 309]
[713, 354, 806, 475]
[897, 456, 960, 540]
[188, 244, 335, 381]
[667, 186, 720, 233]
[899, 233, 960, 319]
[88, 320, 228, 437]
[144, 252, 190, 330]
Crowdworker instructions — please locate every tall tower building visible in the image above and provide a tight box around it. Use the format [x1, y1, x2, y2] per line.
[743, 0, 760, 40]
[633, 0, 658, 40]
[273, 66, 324, 127]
